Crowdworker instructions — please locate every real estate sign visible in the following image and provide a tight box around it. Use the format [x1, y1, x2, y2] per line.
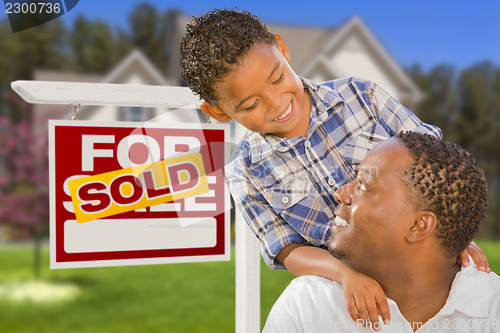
[49, 120, 230, 269]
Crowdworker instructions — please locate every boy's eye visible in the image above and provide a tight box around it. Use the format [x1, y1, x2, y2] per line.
[244, 100, 258, 111]
[272, 73, 284, 85]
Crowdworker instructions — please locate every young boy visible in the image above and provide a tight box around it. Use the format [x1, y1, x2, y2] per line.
[180, 8, 490, 328]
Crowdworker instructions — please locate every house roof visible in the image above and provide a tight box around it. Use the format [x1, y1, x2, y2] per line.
[265, 23, 336, 74]
[302, 16, 421, 102]
[74, 49, 171, 119]
[169, 14, 422, 105]
[32, 49, 171, 124]
[270, 16, 421, 104]
[101, 49, 169, 86]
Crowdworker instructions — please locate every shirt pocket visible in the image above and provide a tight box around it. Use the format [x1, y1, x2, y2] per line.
[264, 176, 311, 215]
[263, 176, 332, 245]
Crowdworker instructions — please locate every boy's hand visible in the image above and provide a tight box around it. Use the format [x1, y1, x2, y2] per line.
[458, 240, 490, 273]
[341, 268, 390, 331]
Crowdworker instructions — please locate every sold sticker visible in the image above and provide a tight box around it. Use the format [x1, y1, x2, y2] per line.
[68, 153, 209, 223]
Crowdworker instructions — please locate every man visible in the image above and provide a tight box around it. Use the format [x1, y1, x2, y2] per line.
[263, 131, 499, 332]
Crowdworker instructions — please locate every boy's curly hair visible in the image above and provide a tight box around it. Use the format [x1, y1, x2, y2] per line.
[396, 131, 488, 258]
[180, 9, 276, 106]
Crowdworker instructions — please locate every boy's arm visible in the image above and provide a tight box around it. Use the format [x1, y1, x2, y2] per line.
[277, 243, 345, 279]
[369, 81, 442, 139]
[278, 243, 390, 329]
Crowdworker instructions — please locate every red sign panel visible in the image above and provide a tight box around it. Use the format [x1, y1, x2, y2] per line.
[49, 120, 230, 269]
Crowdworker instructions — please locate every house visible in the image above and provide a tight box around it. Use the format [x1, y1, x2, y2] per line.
[32, 50, 206, 143]
[167, 15, 422, 108]
[33, 14, 422, 144]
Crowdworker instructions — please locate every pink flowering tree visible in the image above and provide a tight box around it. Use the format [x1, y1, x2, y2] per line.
[0, 113, 49, 278]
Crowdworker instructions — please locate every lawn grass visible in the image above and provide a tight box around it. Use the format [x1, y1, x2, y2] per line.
[0, 244, 293, 333]
[0, 239, 498, 333]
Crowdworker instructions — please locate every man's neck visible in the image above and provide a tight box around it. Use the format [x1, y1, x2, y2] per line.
[381, 261, 460, 330]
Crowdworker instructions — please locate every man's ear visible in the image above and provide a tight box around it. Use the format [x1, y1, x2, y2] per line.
[406, 212, 438, 243]
[200, 102, 232, 123]
[275, 34, 291, 63]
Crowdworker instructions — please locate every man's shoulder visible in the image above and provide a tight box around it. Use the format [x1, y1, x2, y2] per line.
[469, 268, 500, 301]
[285, 275, 344, 300]
[479, 269, 500, 297]
[482, 268, 500, 283]
[448, 265, 500, 319]
[264, 275, 367, 333]
[457, 265, 500, 287]
[291, 274, 340, 286]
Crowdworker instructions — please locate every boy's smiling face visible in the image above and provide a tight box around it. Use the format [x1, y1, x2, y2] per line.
[200, 35, 312, 139]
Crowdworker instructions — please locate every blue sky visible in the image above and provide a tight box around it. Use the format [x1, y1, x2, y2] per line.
[4, 0, 500, 71]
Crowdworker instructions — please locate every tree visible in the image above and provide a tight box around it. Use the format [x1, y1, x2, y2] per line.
[409, 61, 500, 239]
[128, 2, 179, 73]
[0, 110, 49, 278]
[455, 62, 498, 156]
[68, 15, 131, 73]
[455, 62, 500, 238]
[406, 64, 458, 140]
[0, 17, 63, 278]
[0, 17, 67, 121]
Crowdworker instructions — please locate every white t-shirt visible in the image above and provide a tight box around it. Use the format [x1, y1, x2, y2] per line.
[263, 265, 500, 332]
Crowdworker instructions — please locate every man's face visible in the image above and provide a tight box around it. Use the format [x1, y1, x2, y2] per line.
[328, 138, 419, 275]
[211, 39, 311, 139]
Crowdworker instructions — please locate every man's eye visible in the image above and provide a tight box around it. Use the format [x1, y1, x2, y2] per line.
[356, 181, 368, 193]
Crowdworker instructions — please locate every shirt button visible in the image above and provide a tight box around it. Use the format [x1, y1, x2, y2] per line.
[305, 141, 311, 148]
[367, 141, 373, 149]
[328, 178, 335, 186]
[282, 196, 289, 204]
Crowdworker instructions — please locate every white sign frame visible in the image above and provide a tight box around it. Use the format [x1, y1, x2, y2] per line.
[49, 120, 231, 269]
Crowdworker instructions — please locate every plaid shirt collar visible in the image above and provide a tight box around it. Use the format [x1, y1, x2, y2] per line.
[246, 77, 344, 164]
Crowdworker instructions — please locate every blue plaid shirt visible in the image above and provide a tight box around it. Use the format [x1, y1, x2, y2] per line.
[227, 77, 441, 269]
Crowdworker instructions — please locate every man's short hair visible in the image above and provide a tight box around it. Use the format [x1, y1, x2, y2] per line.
[180, 9, 276, 106]
[396, 131, 488, 257]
